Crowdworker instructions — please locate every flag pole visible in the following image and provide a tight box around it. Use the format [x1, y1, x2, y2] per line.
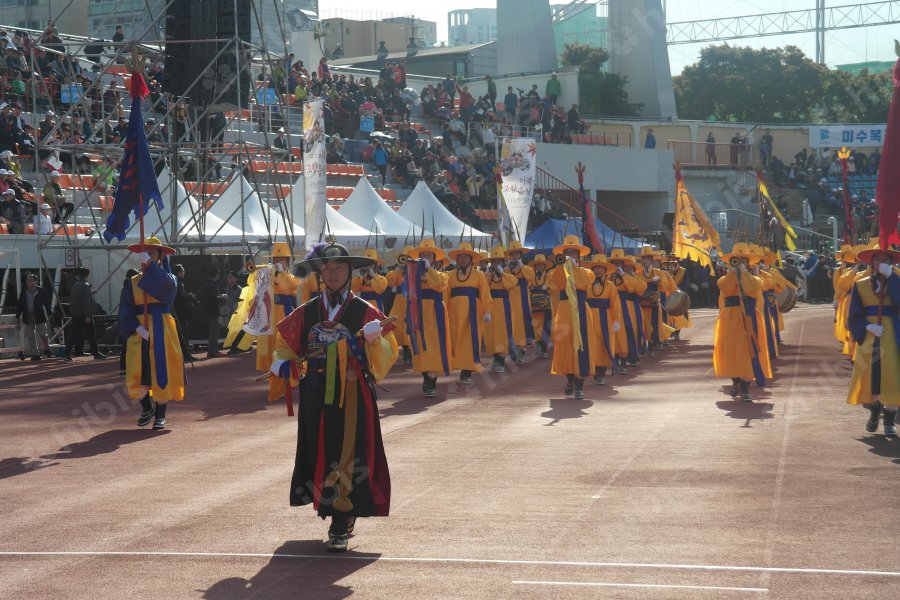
[127, 49, 150, 330]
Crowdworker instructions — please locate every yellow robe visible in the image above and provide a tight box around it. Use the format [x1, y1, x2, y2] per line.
[484, 270, 518, 356]
[833, 265, 853, 343]
[409, 267, 451, 375]
[847, 275, 900, 406]
[255, 269, 300, 400]
[667, 267, 691, 330]
[530, 269, 553, 346]
[447, 268, 492, 371]
[586, 278, 622, 368]
[614, 273, 647, 360]
[298, 274, 323, 305]
[635, 267, 675, 344]
[713, 270, 773, 382]
[549, 263, 597, 377]
[351, 273, 388, 312]
[508, 264, 536, 347]
[386, 270, 408, 347]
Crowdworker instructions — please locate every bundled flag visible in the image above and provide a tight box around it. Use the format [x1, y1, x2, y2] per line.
[102, 66, 162, 242]
[672, 165, 721, 267]
[576, 162, 603, 254]
[876, 41, 900, 249]
[758, 174, 797, 251]
[837, 147, 855, 244]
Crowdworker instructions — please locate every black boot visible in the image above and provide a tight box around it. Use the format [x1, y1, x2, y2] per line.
[866, 402, 882, 433]
[883, 410, 897, 437]
[425, 375, 437, 398]
[327, 514, 351, 552]
[493, 354, 505, 373]
[730, 378, 741, 398]
[594, 366, 606, 385]
[137, 395, 154, 427]
[152, 402, 167, 430]
[574, 377, 585, 399]
[422, 373, 430, 393]
[460, 369, 472, 385]
[740, 380, 751, 402]
[537, 341, 548, 358]
[564, 374, 575, 397]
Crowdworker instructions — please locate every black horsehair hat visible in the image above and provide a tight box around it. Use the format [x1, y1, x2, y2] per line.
[297, 241, 375, 273]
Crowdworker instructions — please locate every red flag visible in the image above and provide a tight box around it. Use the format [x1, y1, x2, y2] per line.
[576, 163, 603, 254]
[877, 54, 900, 249]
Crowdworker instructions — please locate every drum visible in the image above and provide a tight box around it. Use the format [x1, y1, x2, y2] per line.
[776, 288, 797, 313]
[639, 291, 660, 308]
[663, 289, 691, 316]
[530, 291, 552, 313]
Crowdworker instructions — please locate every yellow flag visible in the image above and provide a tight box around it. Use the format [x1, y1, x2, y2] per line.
[672, 177, 722, 267]
[758, 178, 797, 251]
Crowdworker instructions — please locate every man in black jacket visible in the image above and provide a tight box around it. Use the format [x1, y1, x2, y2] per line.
[15, 272, 52, 360]
[172, 263, 197, 357]
[63, 267, 106, 360]
[203, 267, 228, 358]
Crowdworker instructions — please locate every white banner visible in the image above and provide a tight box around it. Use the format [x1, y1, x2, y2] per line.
[498, 137, 537, 244]
[809, 124, 886, 148]
[303, 99, 327, 249]
[243, 266, 273, 337]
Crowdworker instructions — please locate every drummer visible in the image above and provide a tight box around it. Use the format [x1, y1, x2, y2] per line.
[609, 249, 646, 372]
[664, 255, 691, 338]
[529, 254, 554, 358]
[584, 253, 622, 385]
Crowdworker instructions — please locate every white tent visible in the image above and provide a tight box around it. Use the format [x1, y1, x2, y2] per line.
[338, 177, 424, 242]
[283, 175, 372, 251]
[399, 181, 492, 249]
[207, 174, 305, 246]
[158, 168, 247, 243]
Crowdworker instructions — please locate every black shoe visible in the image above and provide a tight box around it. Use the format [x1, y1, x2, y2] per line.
[152, 402, 167, 430]
[43, 350, 52, 358]
[884, 411, 897, 437]
[326, 534, 348, 552]
[17, 352, 25, 360]
[593, 374, 605, 385]
[730, 384, 740, 398]
[93, 352, 107, 360]
[346, 516, 357, 536]
[564, 383, 574, 397]
[137, 396, 155, 427]
[460, 370, 472, 385]
[30, 355, 42, 361]
[866, 404, 881, 433]
[61, 354, 73, 362]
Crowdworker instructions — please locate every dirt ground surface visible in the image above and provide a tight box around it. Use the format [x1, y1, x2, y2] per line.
[1, 304, 899, 599]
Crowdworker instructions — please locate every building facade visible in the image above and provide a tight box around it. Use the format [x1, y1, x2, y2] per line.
[447, 8, 496, 47]
[0, 0, 87, 37]
[551, 2, 608, 64]
[323, 17, 436, 59]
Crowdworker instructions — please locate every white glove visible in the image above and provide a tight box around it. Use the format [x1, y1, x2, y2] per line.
[135, 325, 150, 340]
[612, 321, 621, 333]
[270, 358, 290, 378]
[878, 262, 893, 278]
[866, 324, 884, 338]
[483, 312, 492, 323]
[137, 251, 151, 266]
[362, 319, 382, 343]
[367, 267, 376, 278]
[832, 300, 839, 309]
[617, 267, 625, 275]
[541, 284, 548, 291]
[275, 262, 285, 272]
[651, 275, 660, 282]
[566, 256, 576, 265]
[495, 265, 504, 274]
[422, 258, 431, 269]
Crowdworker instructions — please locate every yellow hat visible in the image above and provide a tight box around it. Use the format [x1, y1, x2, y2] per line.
[552, 235, 590, 257]
[762, 249, 780, 266]
[362, 248, 384, 265]
[856, 243, 900, 264]
[408, 239, 447, 262]
[272, 242, 292, 258]
[583, 253, 615, 270]
[128, 235, 176, 256]
[722, 242, 757, 263]
[608, 247, 636, 265]
[505, 239, 532, 258]
[448, 242, 482, 264]
[639, 245, 661, 259]
[835, 243, 852, 261]
[489, 244, 507, 260]
[529, 253, 553, 268]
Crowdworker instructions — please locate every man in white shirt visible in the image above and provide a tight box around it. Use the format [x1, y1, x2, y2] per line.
[35, 202, 53, 234]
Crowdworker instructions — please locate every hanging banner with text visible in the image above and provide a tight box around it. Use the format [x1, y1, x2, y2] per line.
[809, 124, 886, 148]
[498, 137, 537, 243]
[303, 99, 326, 250]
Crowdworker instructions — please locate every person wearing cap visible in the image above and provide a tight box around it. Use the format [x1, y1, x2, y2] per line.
[609, 248, 647, 372]
[846, 244, 900, 436]
[34, 202, 52, 234]
[270, 240, 398, 552]
[120, 237, 184, 430]
[0, 187, 24, 233]
[42, 171, 72, 223]
[402, 239, 451, 397]
[504, 240, 536, 365]
[832, 244, 855, 345]
[748, 245, 779, 365]
[713, 242, 772, 401]
[15, 272, 52, 360]
[386, 247, 414, 364]
[529, 254, 554, 358]
[273, 127, 290, 161]
[63, 266, 106, 361]
[483, 244, 518, 374]
[584, 254, 622, 385]
[635, 246, 674, 355]
[549, 235, 597, 399]
[837, 244, 870, 356]
[447, 242, 492, 385]
[350, 249, 388, 313]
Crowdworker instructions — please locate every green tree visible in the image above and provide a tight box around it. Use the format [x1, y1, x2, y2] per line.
[560, 42, 640, 117]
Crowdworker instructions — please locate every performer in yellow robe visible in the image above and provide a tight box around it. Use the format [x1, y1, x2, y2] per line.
[831, 244, 855, 345]
[386, 246, 413, 363]
[846, 244, 900, 437]
[351, 249, 388, 313]
[505, 240, 536, 364]
[255, 242, 301, 401]
[298, 272, 323, 305]
[635, 245, 674, 354]
[549, 235, 596, 399]
[120, 236, 184, 430]
[483, 244, 518, 373]
[762, 249, 797, 337]
[447, 242, 493, 384]
[609, 248, 646, 372]
[749, 245, 779, 362]
[529, 254, 554, 359]
[666, 257, 691, 335]
[406, 239, 451, 397]
[713, 243, 773, 401]
[839, 245, 870, 356]
[584, 254, 623, 385]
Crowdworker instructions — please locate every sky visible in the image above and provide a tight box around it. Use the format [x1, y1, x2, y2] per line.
[318, 0, 900, 74]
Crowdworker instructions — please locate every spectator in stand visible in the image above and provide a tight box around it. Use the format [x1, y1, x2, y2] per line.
[112, 24, 125, 45]
[326, 135, 347, 165]
[273, 127, 290, 161]
[372, 141, 389, 186]
[567, 104, 585, 135]
[34, 202, 52, 234]
[317, 56, 329, 79]
[770, 155, 784, 185]
[869, 148, 881, 174]
[43, 171, 71, 223]
[485, 75, 497, 109]
[38, 110, 55, 141]
[442, 74, 456, 102]
[103, 79, 121, 116]
[644, 128, 656, 149]
[0, 188, 25, 233]
[705, 132, 716, 165]
[4, 169, 31, 200]
[63, 267, 106, 361]
[545, 73, 561, 106]
[456, 84, 475, 122]
[16, 272, 53, 360]
[389, 89, 410, 121]
[92, 155, 118, 190]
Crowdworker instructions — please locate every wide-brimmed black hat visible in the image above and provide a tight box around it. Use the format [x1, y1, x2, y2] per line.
[297, 241, 375, 272]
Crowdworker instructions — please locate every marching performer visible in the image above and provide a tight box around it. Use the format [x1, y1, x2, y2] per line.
[832, 244, 856, 349]
[665, 255, 691, 337]
[386, 246, 413, 363]
[838, 244, 870, 356]
[636, 246, 675, 355]
[846, 244, 900, 437]
[549, 235, 596, 399]
[447, 242, 492, 385]
[351, 249, 388, 312]
[484, 244, 518, 373]
[609, 248, 647, 371]
[529, 254, 554, 358]
[119, 236, 184, 430]
[505, 240, 536, 364]
[713, 242, 773, 401]
[584, 253, 622, 385]
[749, 245, 779, 363]
[269, 240, 398, 552]
[761, 248, 797, 344]
[406, 239, 451, 397]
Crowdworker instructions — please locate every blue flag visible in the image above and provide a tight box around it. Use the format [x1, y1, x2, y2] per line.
[103, 82, 162, 242]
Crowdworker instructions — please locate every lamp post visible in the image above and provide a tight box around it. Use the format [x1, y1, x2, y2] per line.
[826, 216, 838, 254]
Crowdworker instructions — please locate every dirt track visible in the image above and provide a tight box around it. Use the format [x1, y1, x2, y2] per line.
[1, 305, 898, 599]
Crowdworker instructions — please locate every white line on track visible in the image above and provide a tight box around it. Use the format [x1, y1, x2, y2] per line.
[2, 551, 900, 578]
[512, 581, 768, 593]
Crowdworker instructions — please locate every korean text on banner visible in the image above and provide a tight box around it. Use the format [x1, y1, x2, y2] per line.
[303, 99, 327, 250]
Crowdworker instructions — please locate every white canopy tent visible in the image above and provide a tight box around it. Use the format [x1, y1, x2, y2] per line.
[206, 174, 305, 247]
[337, 176, 424, 247]
[283, 175, 372, 251]
[399, 181, 492, 251]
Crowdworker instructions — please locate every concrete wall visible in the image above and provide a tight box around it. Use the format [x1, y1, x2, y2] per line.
[497, 0, 557, 74]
